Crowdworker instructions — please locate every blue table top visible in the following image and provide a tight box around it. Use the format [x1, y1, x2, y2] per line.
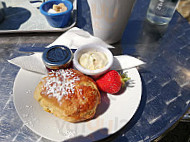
[77, 0, 190, 141]
[0, 0, 189, 141]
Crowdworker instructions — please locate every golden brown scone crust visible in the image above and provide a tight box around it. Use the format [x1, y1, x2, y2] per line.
[34, 69, 101, 122]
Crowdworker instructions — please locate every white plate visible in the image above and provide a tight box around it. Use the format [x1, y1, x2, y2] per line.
[13, 68, 142, 142]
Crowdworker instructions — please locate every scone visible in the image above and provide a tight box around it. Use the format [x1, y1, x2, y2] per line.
[34, 69, 101, 122]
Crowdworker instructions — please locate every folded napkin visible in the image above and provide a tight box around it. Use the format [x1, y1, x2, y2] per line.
[8, 27, 145, 75]
[47, 27, 115, 49]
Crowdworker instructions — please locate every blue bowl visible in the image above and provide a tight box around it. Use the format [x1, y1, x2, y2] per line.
[40, 0, 73, 28]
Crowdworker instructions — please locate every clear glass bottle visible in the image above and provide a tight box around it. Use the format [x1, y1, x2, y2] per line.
[146, 0, 179, 25]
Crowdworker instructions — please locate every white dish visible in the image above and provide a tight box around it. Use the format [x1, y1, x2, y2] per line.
[13, 67, 142, 141]
[73, 44, 114, 78]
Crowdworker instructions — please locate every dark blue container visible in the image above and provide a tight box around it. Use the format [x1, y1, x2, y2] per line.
[42, 45, 73, 70]
[40, 0, 73, 28]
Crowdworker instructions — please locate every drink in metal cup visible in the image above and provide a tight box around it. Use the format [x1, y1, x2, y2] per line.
[146, 0, 179, 25]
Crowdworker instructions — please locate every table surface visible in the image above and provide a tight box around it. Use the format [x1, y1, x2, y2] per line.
[0, 0, 190, 142]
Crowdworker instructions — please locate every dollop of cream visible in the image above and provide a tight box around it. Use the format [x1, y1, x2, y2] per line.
[48, 3, 67, 13]
[79, 51, 108, 70]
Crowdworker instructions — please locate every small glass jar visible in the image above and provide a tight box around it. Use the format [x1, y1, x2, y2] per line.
[42, 45, 73, 71]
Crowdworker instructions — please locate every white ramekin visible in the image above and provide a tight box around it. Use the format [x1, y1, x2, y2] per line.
[73, 44, 114, 78]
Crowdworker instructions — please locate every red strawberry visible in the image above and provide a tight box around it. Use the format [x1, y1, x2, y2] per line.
[96, 70, 130, 94]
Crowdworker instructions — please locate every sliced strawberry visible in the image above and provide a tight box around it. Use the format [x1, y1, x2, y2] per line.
[96, 70, 130, 94]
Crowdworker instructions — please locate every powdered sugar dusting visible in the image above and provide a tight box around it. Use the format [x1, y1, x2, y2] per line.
[42, 69, 80, 104]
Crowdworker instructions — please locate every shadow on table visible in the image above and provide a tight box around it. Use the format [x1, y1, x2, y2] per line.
[122, 19, 168, 61]
[0, 6, 31, 30]
[77, 0, 93, 35]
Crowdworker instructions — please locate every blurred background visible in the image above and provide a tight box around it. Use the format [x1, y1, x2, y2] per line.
[177, 0, 190, 23]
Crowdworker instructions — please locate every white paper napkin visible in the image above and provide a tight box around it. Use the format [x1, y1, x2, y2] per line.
[111, 55, 145, 71]
[8, 53, 47, 75]
[8, 27, 145, 74]
[47, 27, 115, 49]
